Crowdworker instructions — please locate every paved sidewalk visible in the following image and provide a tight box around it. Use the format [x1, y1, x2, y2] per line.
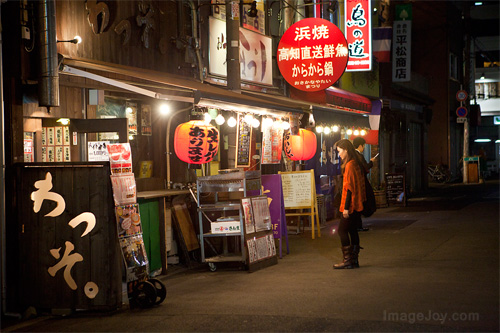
[3, 180, 499, 332]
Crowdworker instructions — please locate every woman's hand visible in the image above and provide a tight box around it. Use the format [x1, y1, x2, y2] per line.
[343, 210, 349, 218]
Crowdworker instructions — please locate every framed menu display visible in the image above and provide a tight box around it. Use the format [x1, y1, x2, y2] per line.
[241, 197, 255, 234]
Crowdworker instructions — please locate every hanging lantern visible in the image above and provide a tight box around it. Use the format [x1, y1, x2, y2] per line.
[284, 128, 317, 161]
[174, 120, 219, 164]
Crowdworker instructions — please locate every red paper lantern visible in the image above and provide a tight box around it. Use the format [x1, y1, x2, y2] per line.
[284, 129, 317, 161]
[174, 120, 219, 164]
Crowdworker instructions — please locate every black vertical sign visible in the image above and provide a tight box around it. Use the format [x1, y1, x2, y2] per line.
[236, 114, 252, 168]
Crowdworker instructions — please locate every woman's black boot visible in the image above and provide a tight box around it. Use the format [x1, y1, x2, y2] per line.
[333, 245, 354, 269]
[352, 245, 363, 268]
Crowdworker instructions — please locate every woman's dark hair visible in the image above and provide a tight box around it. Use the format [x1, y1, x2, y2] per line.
[335, 139, 364, 173]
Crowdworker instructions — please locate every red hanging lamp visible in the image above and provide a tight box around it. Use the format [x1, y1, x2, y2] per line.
[284, 128, 317, 161]
[174, 120, 219, 164]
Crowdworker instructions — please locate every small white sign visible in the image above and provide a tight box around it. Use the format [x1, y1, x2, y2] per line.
[456, 117, 466, 123]
[88, 141, 110, 161]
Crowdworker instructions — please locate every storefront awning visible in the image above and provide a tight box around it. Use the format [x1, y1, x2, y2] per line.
[290, 86, 372, 114]
[288, 86, 372, 128]
[61, 58, 371, 128]
[245, 90, 370, 128]
[61, 58, 305, 116]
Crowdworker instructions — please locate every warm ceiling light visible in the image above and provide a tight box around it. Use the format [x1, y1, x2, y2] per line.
[56, 118, 70, 126]
[324, 126, 331, 135]
[316, 125, 324, 133]
[354, 129, 360, 136]
[227, 116, 237, 127]
[262, 117, 273, 129]
[346, 128, 353, 135]
[159, 104, 170, 115]
[281, 120, 290, 130]
[215, 113, 225, 125]
[251, 118, 260, 128]
[203, 112, 212, 124]
[360, 129, 367, 136]
[244, 113, 254, 124]
[332, 125, 339, 132]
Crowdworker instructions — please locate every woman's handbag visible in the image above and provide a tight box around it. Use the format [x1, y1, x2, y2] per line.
[362, 175, 377, 217]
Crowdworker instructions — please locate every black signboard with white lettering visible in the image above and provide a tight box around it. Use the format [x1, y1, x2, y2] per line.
[236, 114, 252, 168]
[385, 173, 407, 206]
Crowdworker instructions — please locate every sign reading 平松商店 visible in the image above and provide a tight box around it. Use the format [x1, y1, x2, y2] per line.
[277, 18, 348, 92]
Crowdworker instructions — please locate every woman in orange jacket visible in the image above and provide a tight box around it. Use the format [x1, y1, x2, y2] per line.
[333, 139, 366, 269]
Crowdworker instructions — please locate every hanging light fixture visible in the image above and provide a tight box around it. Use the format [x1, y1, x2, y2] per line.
[281, 119, 290, 130]
[353, 129, 360, 136]
[360, 129, 367, 136]
[332, 125, 339, 132]
[324, 126, 331, 135]
[203, 112, 212, 124]
[227, 115, 237, 127]
[262, 117, 273, 129]
[244, 113, 254, 124]
[346, 128, 353, 135]
[316, 125, 324, 133]
[215, 112, 225, 125]
[251, 117, 260, 128]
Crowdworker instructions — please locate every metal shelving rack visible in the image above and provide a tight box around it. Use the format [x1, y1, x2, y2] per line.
[196, 170, 261, 271]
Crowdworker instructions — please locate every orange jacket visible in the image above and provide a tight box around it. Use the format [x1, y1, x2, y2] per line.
[340, 160, 366, 214]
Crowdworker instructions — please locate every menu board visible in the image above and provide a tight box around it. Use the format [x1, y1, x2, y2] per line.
[235, 114, 252, 167]
[385, 173, 406, 206]
[280, 170, 313, 208]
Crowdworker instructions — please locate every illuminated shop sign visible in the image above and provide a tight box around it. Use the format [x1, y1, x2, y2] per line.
[209, 16, 272, 86]
[344, 0, 372, 71]
[277, 18, 348, 92]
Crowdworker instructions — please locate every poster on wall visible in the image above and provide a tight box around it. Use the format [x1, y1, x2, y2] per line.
[126, 102, 138, 136]
[235, 114, 252, 168]
[23, 132, 34, 162]
[141, 105, 152, 136]
[261, 123, 283, 164]
[88, 141, 110, 162]
[242, 0, 265, 35]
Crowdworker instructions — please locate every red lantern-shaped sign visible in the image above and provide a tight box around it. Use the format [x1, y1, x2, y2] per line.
[174, 120, 219, 164]
[284, 129, 317, 161]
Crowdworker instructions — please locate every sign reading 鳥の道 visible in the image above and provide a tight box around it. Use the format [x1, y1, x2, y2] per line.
[344, 0, 372, 71]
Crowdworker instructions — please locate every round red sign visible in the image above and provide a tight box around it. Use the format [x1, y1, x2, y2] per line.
[277, 18, 348, 92]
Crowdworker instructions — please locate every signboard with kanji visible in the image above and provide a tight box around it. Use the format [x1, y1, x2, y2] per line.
[344, 0, 372, 71]
[277, 18, 348, 92]
[392, 20, 412, 82]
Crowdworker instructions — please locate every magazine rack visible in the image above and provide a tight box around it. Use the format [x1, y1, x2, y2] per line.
[196, 170, 261, 271]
